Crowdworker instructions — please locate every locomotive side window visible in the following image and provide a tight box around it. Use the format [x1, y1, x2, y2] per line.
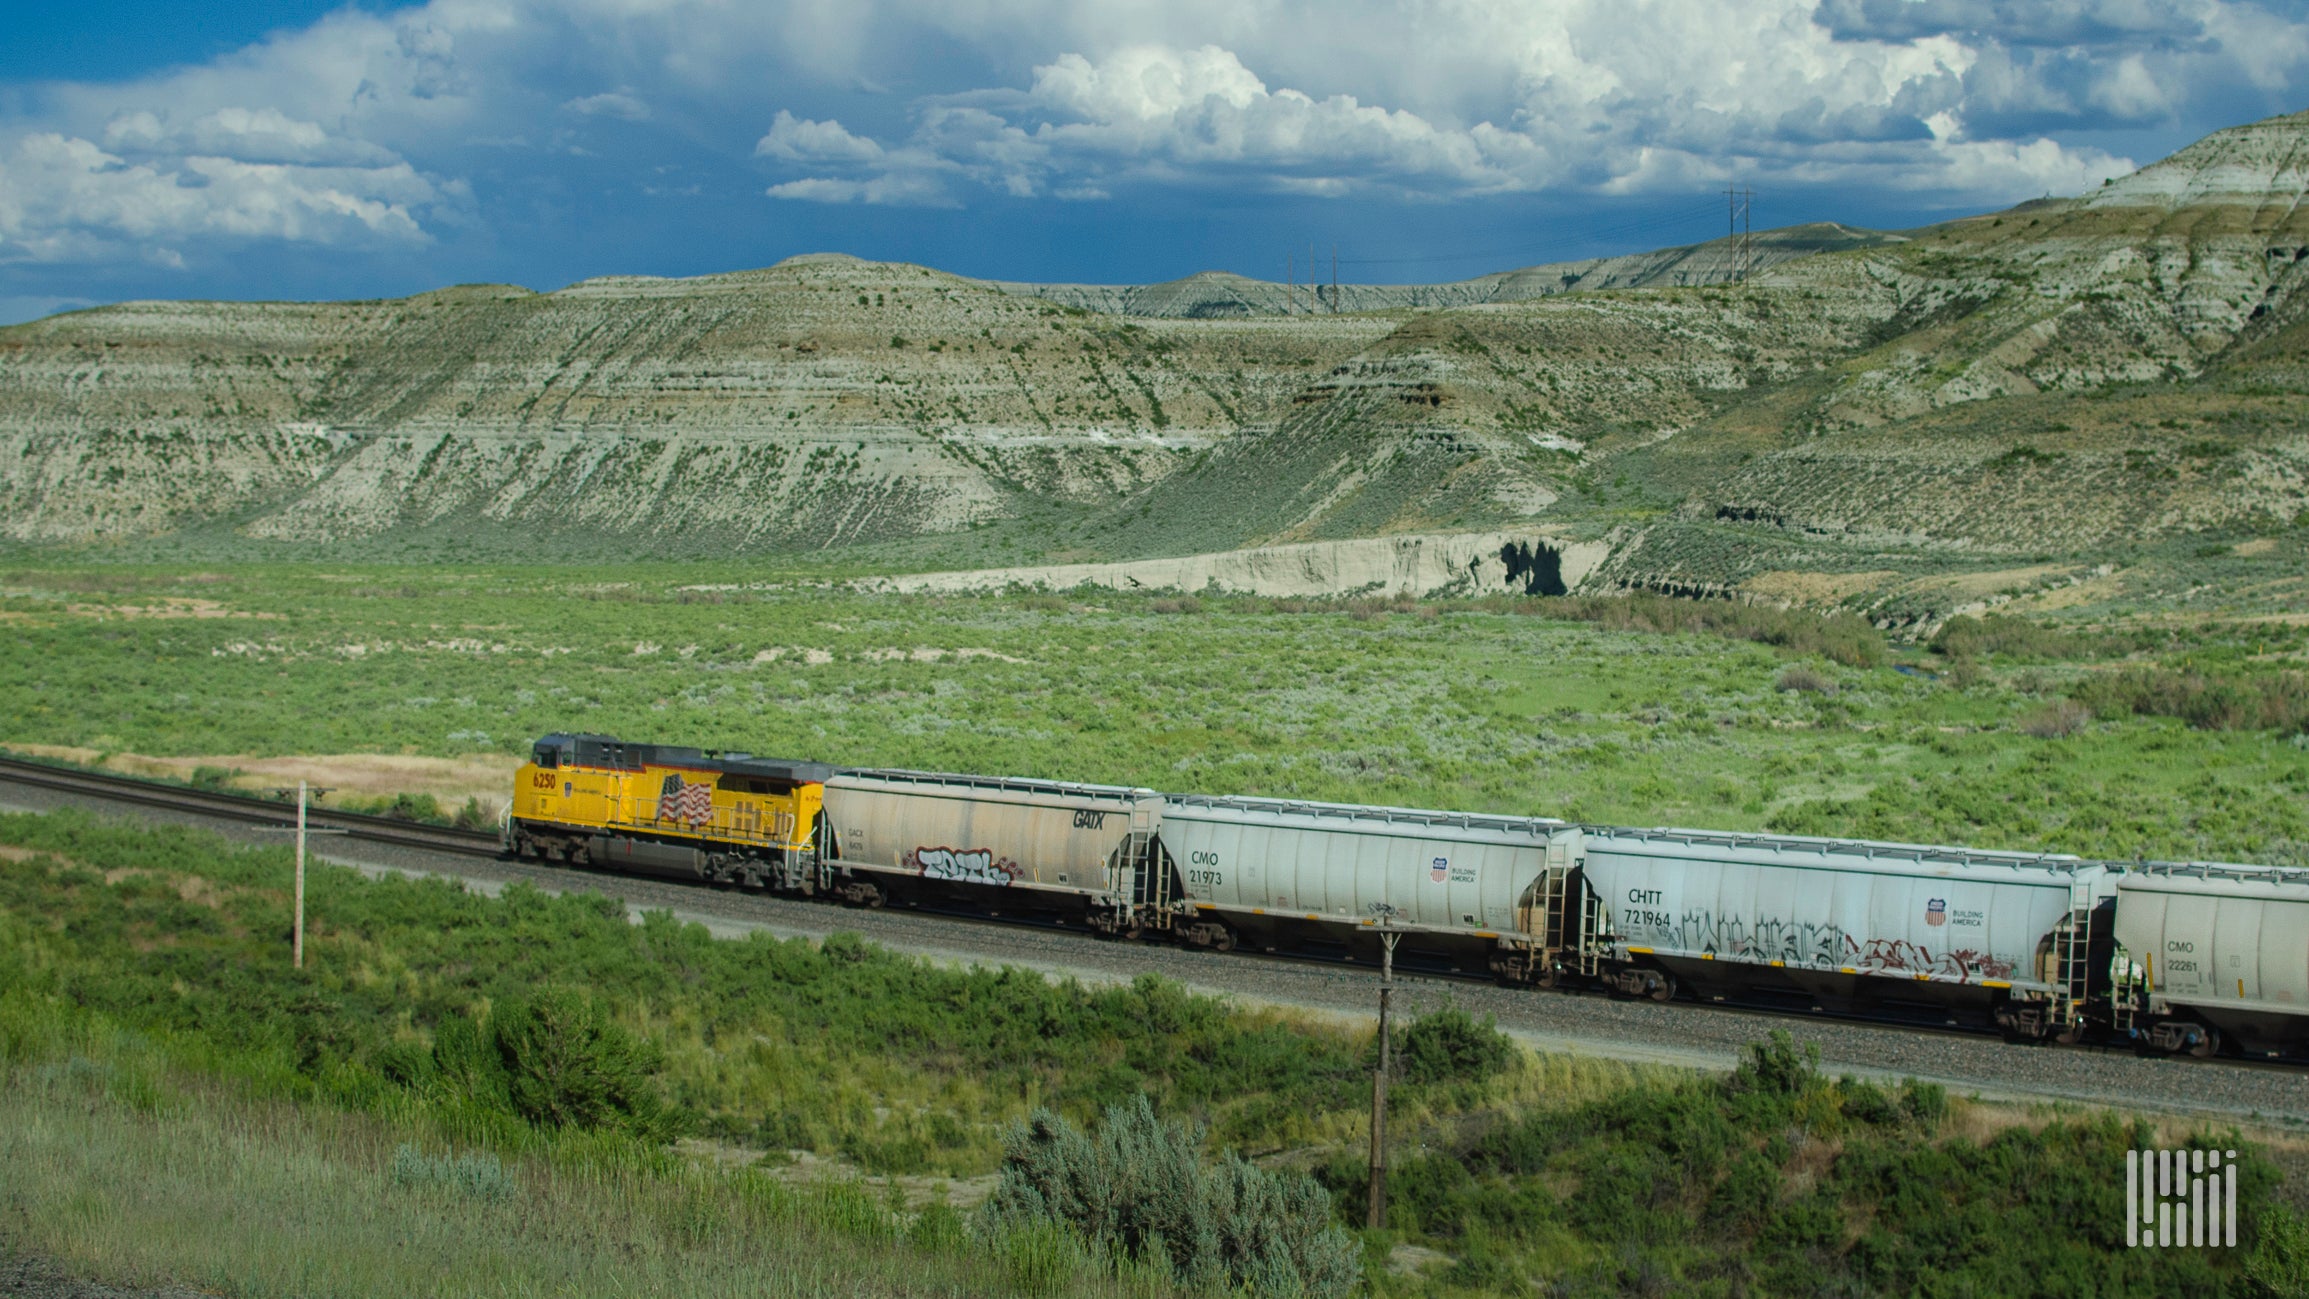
[533, 745, 559, 769]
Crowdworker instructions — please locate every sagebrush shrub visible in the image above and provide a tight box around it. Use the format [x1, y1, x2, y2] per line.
[2072, 666, 2309, 733]
[1394, 1005, 1514, 1086]
[2018, 698, 2091, 738]
[1535, 593, 1885, 667]
[981, 1095, 1359, 1298]
[1774, 666, 1834, 695]
[390, 1143, 516, 1202]
[492, 989, 676, 1139]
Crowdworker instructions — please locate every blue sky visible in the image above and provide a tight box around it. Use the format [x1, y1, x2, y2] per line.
[2, 0, 2307, 323]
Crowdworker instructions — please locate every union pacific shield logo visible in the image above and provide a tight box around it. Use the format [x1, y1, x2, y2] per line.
[1926, 898, 1947, 927]
[1430, 857, 1449, 882]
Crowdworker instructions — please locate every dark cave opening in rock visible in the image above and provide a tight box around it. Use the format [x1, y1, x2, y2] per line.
[1499, 541, 1567, 596]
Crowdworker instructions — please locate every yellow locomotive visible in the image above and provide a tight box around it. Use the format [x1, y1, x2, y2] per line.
[508, 733, 834, 891]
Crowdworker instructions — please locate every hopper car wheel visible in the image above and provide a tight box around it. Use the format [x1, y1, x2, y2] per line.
[2190, 1028, 2222, 1060]
[1648, 974, 1677, 1003]
[1182, 921, 1235, 952]
[2054, 1023, 2086, 1047]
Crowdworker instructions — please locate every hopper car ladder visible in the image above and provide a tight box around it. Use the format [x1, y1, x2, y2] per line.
[1576, 888, 1602, 978]
[1121, 806, 1168, 931]
[2054, 882, 2095, 1036]
[1539, 846, 1571, 953]
[2109, 950, 2140, 1034]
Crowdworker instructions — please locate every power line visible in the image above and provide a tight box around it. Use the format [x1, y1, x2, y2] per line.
[1332, 199, 1727, 269]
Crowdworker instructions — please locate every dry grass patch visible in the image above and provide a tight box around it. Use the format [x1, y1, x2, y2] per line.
[1, 744, 517, 815]
[1739, 570, 1901, 606]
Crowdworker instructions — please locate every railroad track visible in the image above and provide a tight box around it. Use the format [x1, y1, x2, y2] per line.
[0, 755, 502, 858]
[5, 752, 2305, 1091]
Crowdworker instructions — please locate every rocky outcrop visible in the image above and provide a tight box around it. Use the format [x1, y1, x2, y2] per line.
[860, 530, 1615, 598]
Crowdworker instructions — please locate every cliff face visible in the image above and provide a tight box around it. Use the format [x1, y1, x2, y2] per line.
[5, 112, 2309, 606]
[0, 260, 1383, 550]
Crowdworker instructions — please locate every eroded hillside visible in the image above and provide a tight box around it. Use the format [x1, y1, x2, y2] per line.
[5, 110, 2309, 617]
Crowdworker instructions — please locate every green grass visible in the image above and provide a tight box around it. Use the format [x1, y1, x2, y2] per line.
[3, 564, 2307, 862]
[1331, 1034, 2296, 1298]
[0, 808, 1409, 1172]
[1, 1055, 1169, 1299]
[2, 812, 2302, 1298]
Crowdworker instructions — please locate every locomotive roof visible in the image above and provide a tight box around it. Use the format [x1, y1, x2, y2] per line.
[536, 733, 833, 784]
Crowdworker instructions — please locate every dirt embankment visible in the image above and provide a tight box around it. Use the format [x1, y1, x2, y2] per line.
[0, 745, 517, 816]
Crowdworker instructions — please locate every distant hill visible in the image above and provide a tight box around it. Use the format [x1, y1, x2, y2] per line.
[983, 223, 1904, 317]
[3, 109, 2307, 620]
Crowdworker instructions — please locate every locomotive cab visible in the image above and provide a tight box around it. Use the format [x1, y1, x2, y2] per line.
[509, 733, 832, 891]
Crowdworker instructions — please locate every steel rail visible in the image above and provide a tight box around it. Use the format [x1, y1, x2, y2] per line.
[2, 754, 2300, 1070]
[0, 755, 502, 858]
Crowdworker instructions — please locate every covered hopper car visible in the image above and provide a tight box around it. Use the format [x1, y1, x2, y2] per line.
[1579, 828, 2106, 1040]
[2112, 863, 2309, 1058]
[820, 769, 1168, 929]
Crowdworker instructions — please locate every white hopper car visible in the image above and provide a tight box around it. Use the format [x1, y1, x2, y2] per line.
[820, 769, 1165, 930]
[1578, 828, 2106, 1039]
[2112, 863, 2309, 1058]
[1152, 794, 1578, 974]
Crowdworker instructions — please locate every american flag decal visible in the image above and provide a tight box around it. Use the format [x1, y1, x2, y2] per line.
[658, 774, 714, 828]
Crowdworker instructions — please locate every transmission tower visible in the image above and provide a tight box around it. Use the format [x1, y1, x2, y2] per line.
[1725, 185, 1755, 283]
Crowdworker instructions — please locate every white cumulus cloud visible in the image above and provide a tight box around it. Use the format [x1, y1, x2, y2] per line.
[562, 90, 652, 121]
[0, 132, 441, 265]
[2, 0, 2304, 267]
[756, 111, 886, 163]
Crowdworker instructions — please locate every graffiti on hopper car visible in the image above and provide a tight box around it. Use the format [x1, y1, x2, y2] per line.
[1623, 908, 2017, 982]
[908, 846, 1024, 886]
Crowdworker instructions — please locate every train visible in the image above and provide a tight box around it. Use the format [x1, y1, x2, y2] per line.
[504, 732, 2309, 1062]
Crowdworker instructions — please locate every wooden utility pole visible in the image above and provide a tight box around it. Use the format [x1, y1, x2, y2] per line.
[293, 780, 307, 969]
[1367, 923, 1400, 1230]
[264, 783, 337, 968]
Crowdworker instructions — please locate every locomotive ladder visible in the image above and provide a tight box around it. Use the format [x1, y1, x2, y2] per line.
[2055, 881, 2095, 1030]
